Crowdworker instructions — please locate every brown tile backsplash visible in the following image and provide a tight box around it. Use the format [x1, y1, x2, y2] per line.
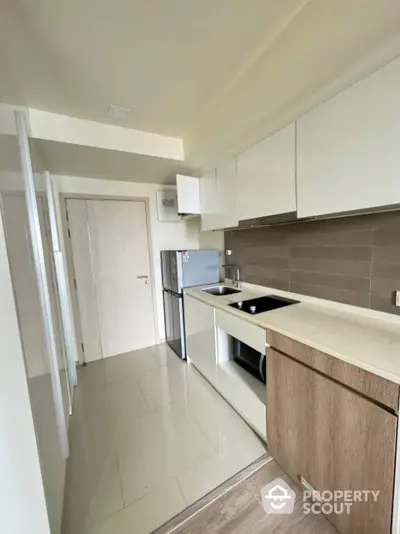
[224, 210, 400, 315]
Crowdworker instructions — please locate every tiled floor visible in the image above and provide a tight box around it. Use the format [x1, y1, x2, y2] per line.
[62, 344, 266, 534]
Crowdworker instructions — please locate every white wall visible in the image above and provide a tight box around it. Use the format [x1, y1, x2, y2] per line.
[198, 229, 224, 252]
[198, 230, 225, 280]
[52, 174, 200, 341]
[0, 210, 51, 534]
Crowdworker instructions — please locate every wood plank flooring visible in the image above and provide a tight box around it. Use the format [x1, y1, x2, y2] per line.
[153, 455, 337, 534]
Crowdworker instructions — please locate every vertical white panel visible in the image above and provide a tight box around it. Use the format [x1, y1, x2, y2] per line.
[14, 111, 69, 458]
[45, 172, 78, 389]
[66, 198, 103, 363]
[0, 200, 51, 534]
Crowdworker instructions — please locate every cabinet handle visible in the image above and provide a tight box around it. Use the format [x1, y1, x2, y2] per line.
[259, 353, 266, 382]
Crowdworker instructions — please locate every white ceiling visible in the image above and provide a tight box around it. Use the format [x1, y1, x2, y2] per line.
[186, 0, 400, 167]
[1, 0, 400, 182]
[0, 0, 306, 137]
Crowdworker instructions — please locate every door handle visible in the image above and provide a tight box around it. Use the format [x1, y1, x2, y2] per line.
[137, 275, 149, 284]
[137, 275, 149, 279]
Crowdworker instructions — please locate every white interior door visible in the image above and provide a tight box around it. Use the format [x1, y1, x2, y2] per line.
[86, 199, 156, 358]
[66, 198, 103, 363]
[67, 198, 156, 361]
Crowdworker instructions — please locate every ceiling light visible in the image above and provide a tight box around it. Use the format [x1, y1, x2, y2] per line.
[108, 104, 130, 121]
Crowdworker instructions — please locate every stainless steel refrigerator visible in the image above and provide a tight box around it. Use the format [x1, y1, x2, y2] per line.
[161, 249, 220, 359]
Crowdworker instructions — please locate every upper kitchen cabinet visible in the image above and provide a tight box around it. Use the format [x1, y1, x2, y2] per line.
[200, 169, 219, 231]
[215, 157, 238, 229]
[297, 57, 400, 218]
[176, 175, 201, 216]
[237, 123, 296, 221]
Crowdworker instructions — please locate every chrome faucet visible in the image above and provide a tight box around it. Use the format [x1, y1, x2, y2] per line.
[221, 264, 241, 288]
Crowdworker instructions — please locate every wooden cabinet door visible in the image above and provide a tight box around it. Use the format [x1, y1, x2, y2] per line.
[297, 56, 400, 218]
[237, 122, 296, 221]
[267, 348, 397, 534]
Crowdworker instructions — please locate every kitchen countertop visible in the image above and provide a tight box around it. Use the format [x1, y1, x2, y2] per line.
[184, 282, 400, 386]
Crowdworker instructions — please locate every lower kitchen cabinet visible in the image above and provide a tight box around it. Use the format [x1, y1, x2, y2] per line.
[267, 347, 397, 534]
[184, 294, 217, 385]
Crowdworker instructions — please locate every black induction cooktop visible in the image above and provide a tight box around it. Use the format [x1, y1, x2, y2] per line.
[229, 295, 299, 315]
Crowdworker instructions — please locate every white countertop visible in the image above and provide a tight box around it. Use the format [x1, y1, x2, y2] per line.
[184, 282, 400, 386]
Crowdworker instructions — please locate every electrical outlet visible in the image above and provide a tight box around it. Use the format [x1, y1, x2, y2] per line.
[395, 290, 400, 307]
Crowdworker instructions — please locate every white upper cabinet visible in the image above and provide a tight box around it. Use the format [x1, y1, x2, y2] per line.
[215, 157, 238, 229]
[237, 123, 296, 221]
[297, 57, 400, 218]
[200, 169, 219, 231]
[176, 175, 200, 215]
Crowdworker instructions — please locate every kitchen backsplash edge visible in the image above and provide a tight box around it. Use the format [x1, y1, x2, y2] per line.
[224, 210, 400, 316]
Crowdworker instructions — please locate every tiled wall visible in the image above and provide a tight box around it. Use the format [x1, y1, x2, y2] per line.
[224, 211, 400, 315]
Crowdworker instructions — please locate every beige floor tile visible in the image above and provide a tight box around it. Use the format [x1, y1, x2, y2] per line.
[177, 446, 264, 507]
[138, 360, 193, 411]
[115, 405, 215, 506]
[104, 347, 159, 384]
[106, 378, 149, 423]
[63, 450, 123, 534]
[149, 343, 184, 368]
[86, 478, 186, 534]
[64, 344, 268, 534]
[77, 360, 107, 390]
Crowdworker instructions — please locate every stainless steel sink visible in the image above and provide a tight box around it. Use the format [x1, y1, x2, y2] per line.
[202, 286, 241, 296]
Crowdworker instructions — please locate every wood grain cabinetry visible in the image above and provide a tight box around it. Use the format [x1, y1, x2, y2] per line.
[267, 331, 399, 411]
[267, 339, 398, 534]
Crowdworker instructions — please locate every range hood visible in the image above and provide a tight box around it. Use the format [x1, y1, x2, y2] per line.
[236, 211, 297, 230]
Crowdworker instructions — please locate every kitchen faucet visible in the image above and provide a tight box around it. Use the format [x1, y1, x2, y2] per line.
[221, 264, 241, 288]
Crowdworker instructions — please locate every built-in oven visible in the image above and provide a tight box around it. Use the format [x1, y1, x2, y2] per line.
[232, 338, 266, 384]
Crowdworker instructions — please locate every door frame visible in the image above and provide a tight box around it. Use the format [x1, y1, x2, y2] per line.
[60, 193, 160, 363]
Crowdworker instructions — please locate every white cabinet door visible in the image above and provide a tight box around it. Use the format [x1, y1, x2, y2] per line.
[215, 157, 238, 229]
[176, 175, 200, 215]
[297, 57, 400, 218]
[237, 123, 296, 221]
[200, 169, 219, 231]
[184, 295, 216, 385]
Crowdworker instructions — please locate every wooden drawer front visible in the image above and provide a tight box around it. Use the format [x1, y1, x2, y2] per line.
[267, 348, 396, 534]
[267, 330, 399, 412]
[216, 309, 266, 354]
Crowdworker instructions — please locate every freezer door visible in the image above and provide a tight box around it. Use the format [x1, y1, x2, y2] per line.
[160, 250, 172, 290]
[170, 251, 184, 294]
[161, 250, 184, 294]
[181, 250, 220, 288]
[163, 290, 186, 359]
